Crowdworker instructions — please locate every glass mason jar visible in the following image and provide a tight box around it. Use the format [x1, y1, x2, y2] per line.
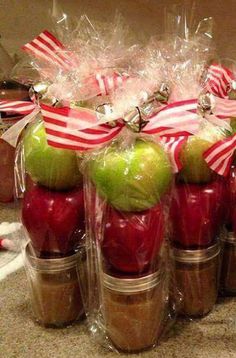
[221, 232, 236, 295]
[102, 269, 167, 352]
[25, 243, 84, 328]
[173, 242, 221, 318]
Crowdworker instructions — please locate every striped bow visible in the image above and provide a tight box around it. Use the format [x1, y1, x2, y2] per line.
[22, 30, 128, 97]
[203, 64, 236, 176]
[22, 30, 77, 70]
[203, 134, 236, 176]
[204, 63, 234, 98]
[0, 98, 196, 172]
[0, 100, 36, 115]
[40, 100, 199, 149]
[39, 99, 200, 172]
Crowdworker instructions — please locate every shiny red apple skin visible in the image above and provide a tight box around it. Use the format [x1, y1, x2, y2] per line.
[22, 185, 85, 257]
[226, 165, 236, 234]
[102, 202, 165, 274]
[170, 179, 226, 249]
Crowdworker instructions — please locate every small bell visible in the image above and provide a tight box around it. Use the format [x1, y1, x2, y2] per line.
[228, 80, 236, 100]
[30, 82, 51, 100]
[198, 93, 215, 117]
[123, 107, 149, 133]
[155, 83, 170, 102]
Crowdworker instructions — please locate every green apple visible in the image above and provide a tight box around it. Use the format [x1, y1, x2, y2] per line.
[179, 123, 227, 184]
[23, 120, 82, 190]
[230, 118, 236, 134]
[179, 137, 215, 184]
[88, 139, 172, 212]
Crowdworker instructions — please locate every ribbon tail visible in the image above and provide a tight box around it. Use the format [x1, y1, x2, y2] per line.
[1, 107, 40, 147]
[159, 136, 188, 173]
[203, 134, 236, 176]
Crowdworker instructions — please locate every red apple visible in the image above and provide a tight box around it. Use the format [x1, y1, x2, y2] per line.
[225, 165, 236, 233]
[170, 179, 226, 249]
[102, 202, 165, 274]
[22, 185, 85, 257]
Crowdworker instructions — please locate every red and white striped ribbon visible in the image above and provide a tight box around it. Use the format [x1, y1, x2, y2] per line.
[95, 72, 129, 96]
[202, 64, 236, 176]
[159, 136, 188, 173]
[40, 104, 123, 151]
[213, 96, 236, 118]
[204, 64, 234, 99]
[0, 100, 36, 116]
[22, 30, 75, 70]
[144, 99, 199, 136]
[203, 134, 236, 176]
[39, 99, 200, 175]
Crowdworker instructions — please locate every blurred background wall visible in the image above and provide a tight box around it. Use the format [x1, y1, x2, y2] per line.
[0, 0, 235, 59]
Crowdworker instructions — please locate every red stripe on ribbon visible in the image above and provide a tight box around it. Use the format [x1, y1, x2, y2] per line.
[0, 100, 36, 115]
[203, 134, 236, 176]
[160, 136, 188, 173]
[22, 30, 74, 70]
[202, 64, 236, 176]
[204, 64, 235, 99]
[40, 100, 200, 173]
[143, 99, 199, 136]
[95, 72, 129, 96]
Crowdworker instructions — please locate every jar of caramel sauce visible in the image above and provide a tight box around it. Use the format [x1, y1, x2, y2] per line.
[173, 242, 221, 318]
[25, 243, 84, 327]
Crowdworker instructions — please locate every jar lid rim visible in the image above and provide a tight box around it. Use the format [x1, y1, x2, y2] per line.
[172, 241, 221, 263]
[25, 242, 83, 272]
[103, 270, 163, 294]
[221, 232, 236, 244]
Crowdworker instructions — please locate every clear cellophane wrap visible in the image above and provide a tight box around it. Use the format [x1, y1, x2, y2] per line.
[11, 6, 145, 329]
[162, 4, 229, 319]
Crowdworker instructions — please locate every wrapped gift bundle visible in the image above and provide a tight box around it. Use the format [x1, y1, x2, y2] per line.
[202, 60, 236, 295]
[1, 11, 141, 328]
[1, 1, 236, 354]
[162, 12, 226, 318]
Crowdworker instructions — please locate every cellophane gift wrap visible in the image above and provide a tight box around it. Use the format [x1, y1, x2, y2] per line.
[11, 6, 139, 328]
[76, 36, 202, 350]
[160, 6, 231, 318]
[200, 59, 236, 295]
[0, 41, 30, 203]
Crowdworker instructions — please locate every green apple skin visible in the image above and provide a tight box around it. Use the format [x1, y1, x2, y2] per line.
[89, 140, 172, 212]
[178, 137, 215, 184]
[230, 118, 236, 134]
[23, 121, 82, 190]
[230, 118, 236, 164]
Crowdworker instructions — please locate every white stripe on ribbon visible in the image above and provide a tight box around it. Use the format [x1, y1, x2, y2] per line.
[205, 64, 234, 99]
[209, 64, 232, 83]
[95, 74, 106, 95]
[40, 101, 199, 173]
[0, 101, 36, 115]
[160, 136, 187, 173]
[95, 73, 128, 96]
[22, 31, 73, 70]
[43, 121, 119, 141]
[214, 96, 236, 117]
[203, 134, 236, 176]
[145, 100, 199, 134]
